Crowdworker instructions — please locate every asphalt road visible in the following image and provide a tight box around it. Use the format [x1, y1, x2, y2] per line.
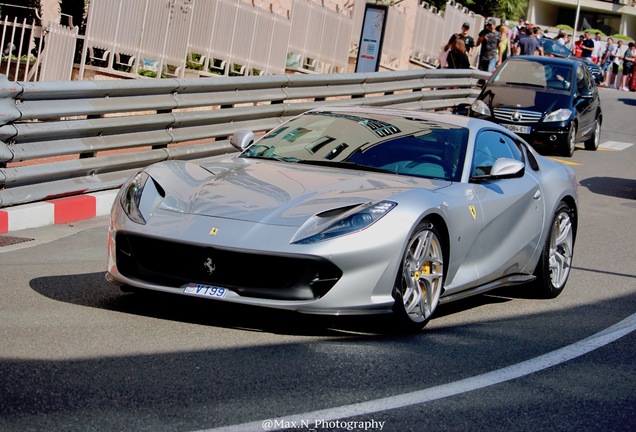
[1, 87, 635, 432]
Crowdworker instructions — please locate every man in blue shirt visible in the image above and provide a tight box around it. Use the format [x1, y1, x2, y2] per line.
[581, 32, 595, 59]
[518, 27, 544, 56]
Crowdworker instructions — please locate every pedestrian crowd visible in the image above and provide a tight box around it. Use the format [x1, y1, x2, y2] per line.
[439, 18, 546, 73]
[597, 37, 636, 90]
[438, 17, 636, 91]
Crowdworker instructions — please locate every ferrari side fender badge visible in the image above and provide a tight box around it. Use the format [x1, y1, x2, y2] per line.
[209, 227, 219, 236]
[469, 205, 477, 220]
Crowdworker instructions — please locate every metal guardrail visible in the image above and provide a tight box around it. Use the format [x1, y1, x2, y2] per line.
[0, 69, 489, 208]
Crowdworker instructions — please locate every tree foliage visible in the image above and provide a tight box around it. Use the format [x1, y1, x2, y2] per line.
[1, 0, 42, 21]
[492, 0, 528, 21]
[60, 0, 88, 29]
[425, 0, 528, 21]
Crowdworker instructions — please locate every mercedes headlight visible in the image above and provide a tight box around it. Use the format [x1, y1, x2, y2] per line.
[292, 201, 397, 244]
[543, 108, 572, 122]
[470, 99, 491, 116]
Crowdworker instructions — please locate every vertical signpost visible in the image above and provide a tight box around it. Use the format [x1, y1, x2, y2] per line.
[571, 0, 582, 51]
[355, 3, 388, 73]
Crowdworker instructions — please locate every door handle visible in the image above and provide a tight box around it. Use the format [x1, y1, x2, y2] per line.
[533, 189, 542, 200]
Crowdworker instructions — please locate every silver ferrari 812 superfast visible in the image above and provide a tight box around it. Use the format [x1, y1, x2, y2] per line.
[107, 106, 578, 331]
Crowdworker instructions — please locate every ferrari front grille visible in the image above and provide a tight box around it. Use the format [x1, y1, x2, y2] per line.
[493, 108, 542, 123]
[115, 233, 342, 301]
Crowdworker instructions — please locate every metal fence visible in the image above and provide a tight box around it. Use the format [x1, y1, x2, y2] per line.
[381, 5, 407, 69]
[410, 1, 481, 67]
[0, 0, 480, 82]
[39, 22, 79, 81]
[0, 68, 489, 208]
[287, 0, 353, 74]
[81, 0, 352, 78]
[0, 16, 43, 81]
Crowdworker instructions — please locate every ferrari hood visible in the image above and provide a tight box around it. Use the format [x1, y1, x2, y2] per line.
[480, 85, 569, 114]
[150, 159, 449, 227]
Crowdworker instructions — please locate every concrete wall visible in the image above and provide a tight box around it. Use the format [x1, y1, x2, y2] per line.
[528, 0, 636, 38]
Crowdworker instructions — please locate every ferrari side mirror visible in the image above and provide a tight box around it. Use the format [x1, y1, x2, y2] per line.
[230, 130, 255, 151]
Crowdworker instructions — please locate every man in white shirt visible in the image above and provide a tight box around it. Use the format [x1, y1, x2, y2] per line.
[591, 33, 603, 64]
[608, 39, 625, 89]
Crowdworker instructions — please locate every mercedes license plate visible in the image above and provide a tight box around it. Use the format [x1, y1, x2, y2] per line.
[502, 124, 531, 134]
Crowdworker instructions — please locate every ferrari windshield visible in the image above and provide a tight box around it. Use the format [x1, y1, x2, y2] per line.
[492, 59, 573, 91]
[240, 111, 469, 181]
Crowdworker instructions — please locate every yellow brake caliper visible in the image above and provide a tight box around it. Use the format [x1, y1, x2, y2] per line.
[414, 262, 431, 299]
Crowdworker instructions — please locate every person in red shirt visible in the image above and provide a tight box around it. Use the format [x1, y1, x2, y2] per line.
[574, 35, 584, 57]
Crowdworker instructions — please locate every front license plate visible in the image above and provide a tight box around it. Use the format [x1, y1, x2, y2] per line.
[502, 124, 531, 134]
[183, 283, 228, 299]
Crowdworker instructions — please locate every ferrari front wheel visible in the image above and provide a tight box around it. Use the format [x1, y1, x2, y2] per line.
[534, 202, 575, 298]
[392, 222, 445, 332]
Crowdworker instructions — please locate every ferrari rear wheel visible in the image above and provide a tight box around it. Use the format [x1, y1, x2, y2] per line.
[534, 202, 575, 298]
[392, 222, 444, 331]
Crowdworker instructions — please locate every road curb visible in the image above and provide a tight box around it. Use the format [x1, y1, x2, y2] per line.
[0, 190, 118, 234]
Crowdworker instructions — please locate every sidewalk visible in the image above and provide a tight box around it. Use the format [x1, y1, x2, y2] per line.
[0, 190, 118, 234]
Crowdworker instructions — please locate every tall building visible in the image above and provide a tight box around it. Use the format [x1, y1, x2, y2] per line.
[528, 0, 636, 37]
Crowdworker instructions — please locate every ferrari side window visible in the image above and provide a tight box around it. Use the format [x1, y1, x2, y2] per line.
[498, 133, 523, 161]
[472, 130, 520, 176]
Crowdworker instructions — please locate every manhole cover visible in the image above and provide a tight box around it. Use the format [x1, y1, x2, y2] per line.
[0, 235, 34, 247]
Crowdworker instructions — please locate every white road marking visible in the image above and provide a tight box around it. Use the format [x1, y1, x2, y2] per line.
[600, 141, 634, 151]
[200, 312, 636, 432]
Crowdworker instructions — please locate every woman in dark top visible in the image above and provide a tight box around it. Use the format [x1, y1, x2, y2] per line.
[447, 37, 470, 69]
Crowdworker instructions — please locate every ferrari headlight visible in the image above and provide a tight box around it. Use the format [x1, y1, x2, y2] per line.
[120, 172, 149, 224]
[293, 201, 397, 244]
[543, 108, 572, 122]
[119, 171, 164, 225]
[470, 99, 491, 117]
